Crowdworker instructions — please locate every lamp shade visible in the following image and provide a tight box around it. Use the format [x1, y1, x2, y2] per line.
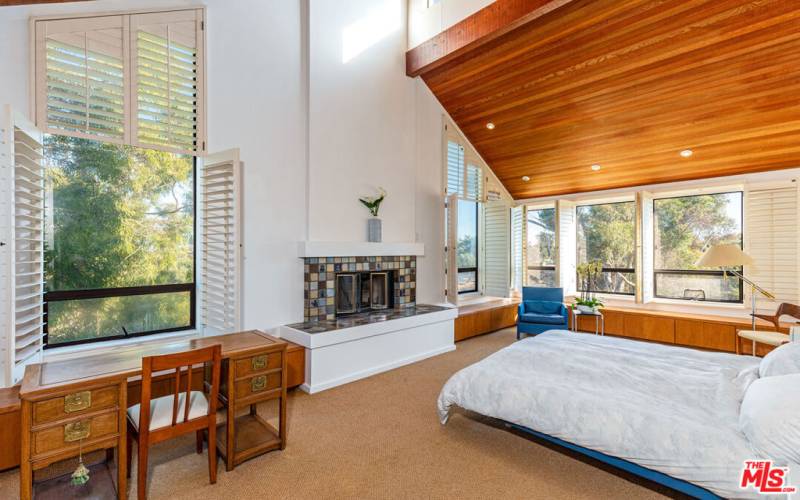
[695, 244, 753, 268]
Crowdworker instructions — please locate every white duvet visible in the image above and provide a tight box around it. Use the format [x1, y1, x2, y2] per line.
[437, 331, 766, 499]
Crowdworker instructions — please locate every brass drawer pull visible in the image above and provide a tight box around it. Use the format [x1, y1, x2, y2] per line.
[251, 355, 267, 371]
[251, 375, 267, 392]
[64, 391, 91, 413]
[64, 420, 91, 442]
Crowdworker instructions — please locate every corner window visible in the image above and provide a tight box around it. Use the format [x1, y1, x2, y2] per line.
[44, 135, 195, 347]
[576, 201, 636, 295]
[653, 192, 743, 302]
[456, 199, 478, 293]
[526, 208, 556, 287]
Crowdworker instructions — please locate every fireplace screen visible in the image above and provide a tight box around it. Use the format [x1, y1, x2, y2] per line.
[370, 272, 389, 309]
[335, 274, 357, 314]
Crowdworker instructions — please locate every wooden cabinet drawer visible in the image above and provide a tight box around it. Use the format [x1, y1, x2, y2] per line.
[234, 372, 281, 400]
[234, 352, 282, 378]
[33, 385, 119, 426]
[33, 411, 118, 457]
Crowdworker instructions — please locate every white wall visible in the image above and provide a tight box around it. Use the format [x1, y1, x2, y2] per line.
[0, 0, 450, 338]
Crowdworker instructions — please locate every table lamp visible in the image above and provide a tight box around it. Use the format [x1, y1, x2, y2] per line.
[695, 244, 774, 329]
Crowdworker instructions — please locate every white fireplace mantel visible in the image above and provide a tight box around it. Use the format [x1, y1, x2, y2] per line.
[298, 241, 424, 258]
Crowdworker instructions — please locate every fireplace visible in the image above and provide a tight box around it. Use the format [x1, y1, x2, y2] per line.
[335, 271, 395, 316]
[303, 255, 416, 321]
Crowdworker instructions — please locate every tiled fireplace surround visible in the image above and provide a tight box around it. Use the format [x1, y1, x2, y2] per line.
[303, 255, 417, 321]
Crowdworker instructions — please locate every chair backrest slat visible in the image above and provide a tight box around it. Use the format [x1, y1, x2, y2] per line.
[139, 345, 222, 436]
[172, 367, 180, 426]
[184, 363, 193, 423]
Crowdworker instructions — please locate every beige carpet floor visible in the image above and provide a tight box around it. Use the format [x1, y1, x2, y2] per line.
[0, 328, 675, 499]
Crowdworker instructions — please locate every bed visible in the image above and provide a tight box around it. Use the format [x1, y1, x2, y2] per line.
[437, 330, 781, 499]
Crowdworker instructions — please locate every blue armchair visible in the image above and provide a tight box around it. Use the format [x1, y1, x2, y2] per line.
[517, 287, 568, 339]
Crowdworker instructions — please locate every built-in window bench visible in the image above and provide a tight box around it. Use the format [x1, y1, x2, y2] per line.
[570, 305, 790, 356]
[455, 297, 520, 341]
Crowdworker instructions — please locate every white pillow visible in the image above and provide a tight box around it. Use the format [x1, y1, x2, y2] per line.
[759, 341, 800, 378]
[740, 373, 800, 465]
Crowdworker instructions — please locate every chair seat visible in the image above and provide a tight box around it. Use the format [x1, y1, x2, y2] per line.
[127, 391, 209, 431]
[520, 312, 565, 325]
[737, 330, 790, 346]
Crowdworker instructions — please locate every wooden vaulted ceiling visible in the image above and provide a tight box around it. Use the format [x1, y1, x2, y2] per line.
[409, 0, 800, 199]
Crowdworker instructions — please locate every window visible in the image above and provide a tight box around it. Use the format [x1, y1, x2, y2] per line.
[527, 208, 556, 287]
[457, 199, 478, 293]
[44, 135, 195, 347]
[653, 192, 743, 302]
[576, 201, 636, 295]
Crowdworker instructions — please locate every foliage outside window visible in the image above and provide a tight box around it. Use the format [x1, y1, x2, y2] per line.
[576, 201, 636, 295]
[456, 199, 478, 293]
[527, 208, 556, 287]
[44, 135, 195, 347]
[653, 192, 743, 302]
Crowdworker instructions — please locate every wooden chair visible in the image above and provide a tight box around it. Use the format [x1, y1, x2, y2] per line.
[736, 302, 799, 355]
[126, 345, 222, 499]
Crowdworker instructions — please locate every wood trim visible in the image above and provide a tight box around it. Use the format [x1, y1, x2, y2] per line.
[406, 0, 575, 77]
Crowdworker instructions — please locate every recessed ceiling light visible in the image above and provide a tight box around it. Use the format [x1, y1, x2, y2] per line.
[590, 164, 601, 171]
[680, 149, 693, 158]
[521, 175, 530, 182]
[486, 122, 495, 130]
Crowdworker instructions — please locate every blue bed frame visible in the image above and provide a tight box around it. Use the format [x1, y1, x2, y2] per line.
[505, 422, 722, 499]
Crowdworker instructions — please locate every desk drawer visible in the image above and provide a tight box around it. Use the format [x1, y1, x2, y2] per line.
[33, 411, 118, 456]
[33, 385, 119, 426]
[234, 352, 281, 378]
[234, 372, 281, 400]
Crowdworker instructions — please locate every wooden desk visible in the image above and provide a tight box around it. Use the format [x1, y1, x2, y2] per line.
[19, 330, 287, 500]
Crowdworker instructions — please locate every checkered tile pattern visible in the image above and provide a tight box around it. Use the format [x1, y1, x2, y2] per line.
[303, 256, 417, 321]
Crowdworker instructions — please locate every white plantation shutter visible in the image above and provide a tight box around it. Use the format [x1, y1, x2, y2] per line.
[484, 201, 510, 297]
[745, 185, 799, 311]
[131, 10, 204, 154]
[445, 194, 458, 304]
[510, 205, 526, 292]
[35, 16, 128, 142]
[446, 140, 464, 197]
[201, 149, 242, 336]
[445, 135, 483, 202]
[33, 9, 205, 153]
[0, 107, 45, 386]
[556, 199, 577, 293]
[465, 160, 484, 202]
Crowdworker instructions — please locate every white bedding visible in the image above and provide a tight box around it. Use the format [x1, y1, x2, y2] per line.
[437, 331, 766, 499]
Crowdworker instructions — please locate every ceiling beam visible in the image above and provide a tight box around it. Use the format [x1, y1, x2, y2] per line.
[0, 0, 87, 6]
[405, 0, 575, 78]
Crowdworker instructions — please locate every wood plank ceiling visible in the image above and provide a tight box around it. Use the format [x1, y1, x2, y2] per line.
[411, 0, 800, 199]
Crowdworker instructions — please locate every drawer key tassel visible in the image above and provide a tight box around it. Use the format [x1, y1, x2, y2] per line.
[71, 439, 90, 486]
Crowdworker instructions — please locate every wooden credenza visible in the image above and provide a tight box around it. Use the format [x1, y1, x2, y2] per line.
[571, 306, 787, 356]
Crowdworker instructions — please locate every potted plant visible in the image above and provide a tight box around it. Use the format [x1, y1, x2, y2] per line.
[574, 261, 604, 313]
[359, 187, 386, 242]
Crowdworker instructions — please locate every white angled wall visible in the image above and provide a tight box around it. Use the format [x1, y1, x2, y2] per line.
[0, 0, 455, 344]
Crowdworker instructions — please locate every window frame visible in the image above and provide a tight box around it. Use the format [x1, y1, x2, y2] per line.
[652, 191, 744, 304]
[526, 207, 556, 287]
[575, 200, 636, 296]
[43, 155, 197, 349]
[457, 199, 479, 294]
